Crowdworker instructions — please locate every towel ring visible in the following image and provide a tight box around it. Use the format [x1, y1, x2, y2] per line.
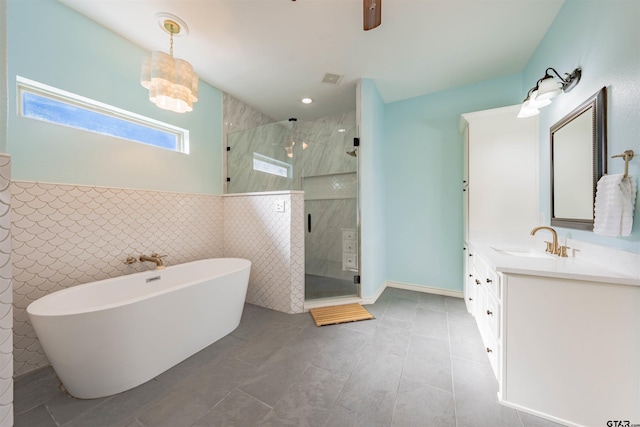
[611, 150, 634, 178]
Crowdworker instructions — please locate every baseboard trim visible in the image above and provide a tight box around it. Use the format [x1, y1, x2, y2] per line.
[360, 281, 387, 306]
[499, 399, 582, 427]
[385, 281, 463, 299]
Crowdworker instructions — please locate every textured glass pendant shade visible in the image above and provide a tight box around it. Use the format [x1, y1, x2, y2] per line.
[140, 18, 199, 113]
[141, 52, 199, 113]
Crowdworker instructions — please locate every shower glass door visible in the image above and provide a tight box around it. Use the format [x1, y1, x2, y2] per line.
[300, 123, 359, 300]
[226, 117, 359, 301]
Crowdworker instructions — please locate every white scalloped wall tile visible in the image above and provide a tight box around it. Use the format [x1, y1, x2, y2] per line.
[11, 181, 224, 376]
[11, 180, 306, 379]
[223, 193, 305, 314]
[289, 193, 305, 313]
[0, 155, 12, 426]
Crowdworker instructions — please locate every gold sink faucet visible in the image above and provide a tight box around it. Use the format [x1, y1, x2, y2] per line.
[530, 226, 568, 257]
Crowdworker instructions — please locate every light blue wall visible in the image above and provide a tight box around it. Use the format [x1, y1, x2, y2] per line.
[524, 0, 640, 253]
[358, 79, 387, 298]
[6, 0, 223, 194]
[383, 74, 523, 291]
[372, 0, 640, 294]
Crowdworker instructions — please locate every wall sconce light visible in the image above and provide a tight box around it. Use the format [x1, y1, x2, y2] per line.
[517, 67, 582, 118]
[140, 14, 198, 113]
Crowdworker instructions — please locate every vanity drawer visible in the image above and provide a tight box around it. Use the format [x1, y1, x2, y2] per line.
[472, 251, 500, 299]
[485, 292, 500, 340]
[465, 270, 478, 314]
[485, 334, 500, 381]
[485, 268, 500, 298]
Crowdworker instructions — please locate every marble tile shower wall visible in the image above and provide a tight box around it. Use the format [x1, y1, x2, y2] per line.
[226, 111, 357, 195]
[223, 93, 276, 194]
[296, 111, 357, 178]
[0, 156, 13, 427]
[227, 122, 291, 193]
[11, 181, 224, 376]
[223, 93, 275, 135]
[224, 192, 305, 314]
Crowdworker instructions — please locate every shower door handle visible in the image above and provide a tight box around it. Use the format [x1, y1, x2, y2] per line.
[308, 214, 312, 232]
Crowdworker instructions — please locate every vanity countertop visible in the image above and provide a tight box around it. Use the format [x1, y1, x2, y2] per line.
[469, 237, 640, 287]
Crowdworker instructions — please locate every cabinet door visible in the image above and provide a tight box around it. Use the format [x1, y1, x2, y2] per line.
[463, 125, 469, 242]
[462, 105, 538, 237]
[503, 274, 640, 426]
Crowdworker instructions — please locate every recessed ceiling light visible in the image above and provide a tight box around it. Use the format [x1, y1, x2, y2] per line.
[301, 97, 313, 104]
[338, 128, 346, 133]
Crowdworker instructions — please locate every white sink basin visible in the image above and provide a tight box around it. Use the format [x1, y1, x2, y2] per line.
[491, 247, 554, 259]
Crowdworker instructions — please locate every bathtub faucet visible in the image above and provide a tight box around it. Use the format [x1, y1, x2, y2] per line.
[139, 253, 166, 268]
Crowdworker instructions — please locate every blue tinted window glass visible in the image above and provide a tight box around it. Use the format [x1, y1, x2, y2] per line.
[22, 92, 178, 150]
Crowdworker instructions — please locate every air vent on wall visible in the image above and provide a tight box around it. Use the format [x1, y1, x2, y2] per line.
[322, 73, 343, 85]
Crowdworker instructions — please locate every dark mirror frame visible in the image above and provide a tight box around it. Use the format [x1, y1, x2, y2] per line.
[550, 87, 607, 231]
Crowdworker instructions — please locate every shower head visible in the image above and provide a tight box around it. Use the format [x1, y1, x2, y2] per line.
[346, 148, 358, 157]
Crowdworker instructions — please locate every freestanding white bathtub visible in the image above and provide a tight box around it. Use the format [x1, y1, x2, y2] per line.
[27, 258, 251, 399]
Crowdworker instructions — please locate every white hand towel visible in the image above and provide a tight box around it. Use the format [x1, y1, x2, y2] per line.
[619, 176, 637, 236]
[593, 174, 637, 236]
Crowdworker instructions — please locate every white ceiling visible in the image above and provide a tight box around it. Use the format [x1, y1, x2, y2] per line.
[59, 0, 564, 121]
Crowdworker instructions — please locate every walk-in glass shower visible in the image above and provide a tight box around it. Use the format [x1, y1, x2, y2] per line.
[226, 115, 359, 301]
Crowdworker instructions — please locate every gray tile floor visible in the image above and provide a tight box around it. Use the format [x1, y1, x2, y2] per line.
[14, 288, 566, 427]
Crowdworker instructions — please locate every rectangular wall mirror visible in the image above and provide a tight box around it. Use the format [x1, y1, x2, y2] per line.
[550, 87, 607, 231]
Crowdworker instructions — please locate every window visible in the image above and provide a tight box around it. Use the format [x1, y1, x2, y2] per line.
[252, 152, 292, 178]
[17, 76, 189, 153]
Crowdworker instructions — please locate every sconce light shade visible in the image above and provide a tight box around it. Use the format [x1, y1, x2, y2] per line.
[535, 75, 562, 100]
[141, 18, 199, 113]
[517, 90, 552, 118]
[517, 67, 582, 118]
[528, 90, 552, 108]
[517, 102, 539, 118]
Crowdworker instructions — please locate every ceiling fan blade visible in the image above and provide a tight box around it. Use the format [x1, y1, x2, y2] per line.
[363, 0, 382, 31]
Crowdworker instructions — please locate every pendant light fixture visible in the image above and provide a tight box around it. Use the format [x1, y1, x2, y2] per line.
[141, 14, 198, 113]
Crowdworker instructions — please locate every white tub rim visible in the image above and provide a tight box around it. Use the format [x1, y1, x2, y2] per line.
[27, 257, 251, 317]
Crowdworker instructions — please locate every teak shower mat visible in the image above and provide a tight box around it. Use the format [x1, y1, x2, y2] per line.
[309, 303, 374, 327]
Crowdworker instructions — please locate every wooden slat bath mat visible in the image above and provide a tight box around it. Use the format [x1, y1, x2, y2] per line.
[309, 303, 374, 327]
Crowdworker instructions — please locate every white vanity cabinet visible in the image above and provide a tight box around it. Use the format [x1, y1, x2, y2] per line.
[501, 273, 640, 427]
[461, 104, 537, 384]
[460, 103, 640, 426]
[465, 245, 502, 382]
[466, 242, 640, 427]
